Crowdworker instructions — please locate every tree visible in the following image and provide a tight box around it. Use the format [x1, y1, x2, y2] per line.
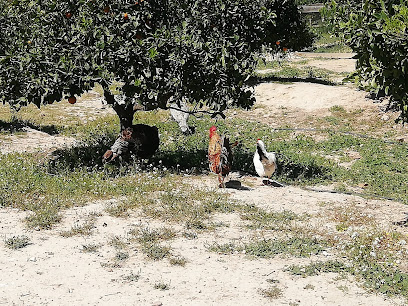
[0, 0, 313, 130]
[322, 0, 408, 122]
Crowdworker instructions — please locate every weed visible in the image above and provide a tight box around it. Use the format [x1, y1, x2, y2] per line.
[60, 219, 96, 237]
[182, 231, 197, 240]
[132, 226, 177, 243]
[169, 256, 187, 266]
[128, 226, 175, 261]
[338, 229, 408, 298]
[154, 282, 170, 290]
[240, 205, 301, 231]
[207, 242, 237, 255]
[244, 237, 327, 258]
[331, 205, 375, 232]
[208, 237, 327, 258]
[115, 251, 129, 261]
[260, 285, 283, 300]
[81, 243, 100, 253]
[5, 235, 31, 249]
[25, 203, 62, 230]
[142, 242, 171, 261]
[266, 278, 280, 284]
[285, 260, 350, 277]
[337, 285, 349, 292]
[109, 236, 128, 250]
[123, 271, 141, 282]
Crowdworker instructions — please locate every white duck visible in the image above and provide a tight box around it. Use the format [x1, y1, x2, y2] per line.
[253, 139, 277, 185]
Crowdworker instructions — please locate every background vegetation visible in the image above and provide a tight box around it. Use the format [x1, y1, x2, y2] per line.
[322, 0, 408, 122]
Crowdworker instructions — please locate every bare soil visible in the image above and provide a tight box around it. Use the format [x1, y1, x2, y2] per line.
[1, 53, 407, 306]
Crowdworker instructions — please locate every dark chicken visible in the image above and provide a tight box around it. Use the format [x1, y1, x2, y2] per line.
[103, 124, 159, 162]
[208, 125, 237, 187]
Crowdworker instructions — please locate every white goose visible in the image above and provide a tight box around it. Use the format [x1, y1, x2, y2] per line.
[253, 139, 277, 185]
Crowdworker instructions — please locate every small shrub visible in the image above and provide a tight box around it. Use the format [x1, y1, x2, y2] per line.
[115, 251, 129, 261]
[260, 286, 283, 300]
[154, 282, 170, 291]
[123, 271, 141, 282]
[169, 256, 187, 267]
[81, 243, 100, 253]
[5, 235, 31, 250]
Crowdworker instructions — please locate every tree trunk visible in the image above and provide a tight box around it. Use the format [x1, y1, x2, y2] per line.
[100, 81, 135, 131]
[112, 102, 135, 130]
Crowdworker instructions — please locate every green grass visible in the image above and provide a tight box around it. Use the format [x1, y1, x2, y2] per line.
[129, 226, 175, 261]
[208, 236, 328, 258]
[285, 260, 350, 277]
[1, 110, 407, 231]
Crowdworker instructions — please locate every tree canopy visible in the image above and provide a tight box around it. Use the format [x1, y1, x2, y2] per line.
[0, 0, 313, 129]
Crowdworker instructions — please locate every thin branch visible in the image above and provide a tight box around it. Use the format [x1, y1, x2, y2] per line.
[167, 105, 225, 119]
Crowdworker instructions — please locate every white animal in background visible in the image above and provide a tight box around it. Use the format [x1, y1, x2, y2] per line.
[169, 99, 193, 135]
[253, 139, 277, 185]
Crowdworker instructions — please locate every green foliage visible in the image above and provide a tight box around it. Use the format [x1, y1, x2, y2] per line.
[0, 0, 313, 121]
[322, 0, 408, 121]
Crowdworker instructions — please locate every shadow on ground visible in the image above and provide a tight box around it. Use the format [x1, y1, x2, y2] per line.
[46, 139, 332, 184]
[0, 119, 60, 135]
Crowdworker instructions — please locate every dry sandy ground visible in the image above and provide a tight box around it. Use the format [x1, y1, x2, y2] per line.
[1, 53, 408, 306]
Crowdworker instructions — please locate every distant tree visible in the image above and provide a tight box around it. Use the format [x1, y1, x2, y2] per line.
[0, 0, 313, 130]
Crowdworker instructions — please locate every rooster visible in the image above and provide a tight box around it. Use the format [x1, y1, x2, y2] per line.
[208, 125, 237, 188]
[103, 124, 159, 162]
[253, 139, 277, 185]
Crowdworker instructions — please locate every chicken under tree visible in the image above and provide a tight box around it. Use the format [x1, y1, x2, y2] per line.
[103, 124, 159, 162]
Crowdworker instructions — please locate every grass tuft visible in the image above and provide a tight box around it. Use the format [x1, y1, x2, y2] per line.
[5, 235, 31, 249]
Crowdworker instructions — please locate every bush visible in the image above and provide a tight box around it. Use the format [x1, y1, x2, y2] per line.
[322, 0, 408, 122]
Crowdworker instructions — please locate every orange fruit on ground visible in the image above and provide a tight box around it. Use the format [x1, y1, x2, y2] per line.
[124, 12, 129, 19]
[66, 12, 72, 19]
[276, 41, 280, 45]
[68, 97, 76, 104]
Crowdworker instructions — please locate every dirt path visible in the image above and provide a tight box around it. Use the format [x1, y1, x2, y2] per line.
[1, 179, 406, 306]
[1, 54, 407, 306]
